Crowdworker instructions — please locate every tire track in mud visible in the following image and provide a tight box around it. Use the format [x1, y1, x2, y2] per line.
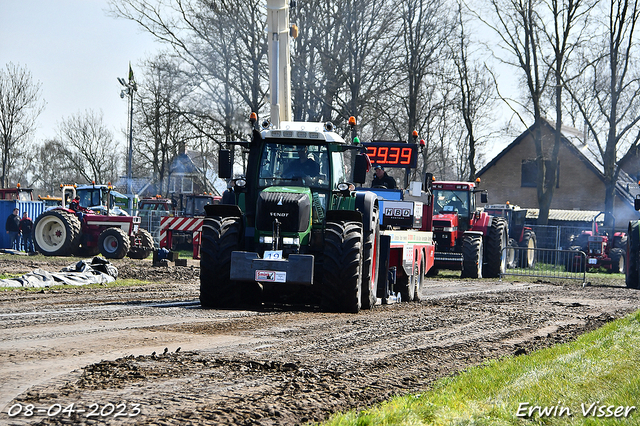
[1, 275, 638, 426]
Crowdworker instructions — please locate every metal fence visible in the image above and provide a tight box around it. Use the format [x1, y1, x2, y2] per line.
[500, 246, 587, 283]
[527, 225, 592, 250]
[138, 210, 171, 248]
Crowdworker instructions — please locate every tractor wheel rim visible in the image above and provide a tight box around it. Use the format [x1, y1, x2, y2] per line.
[102, 236, 118, 253]
[38, 217, 66, 251]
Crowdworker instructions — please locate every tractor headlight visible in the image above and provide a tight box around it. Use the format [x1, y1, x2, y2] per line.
[259, 236, 274, 244]
[282, 237, 300, 246]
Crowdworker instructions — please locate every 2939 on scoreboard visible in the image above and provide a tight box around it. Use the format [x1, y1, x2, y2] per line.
[362, 142, 418, 169]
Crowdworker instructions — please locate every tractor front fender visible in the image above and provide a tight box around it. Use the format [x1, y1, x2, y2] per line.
[469, 212, 492, 234]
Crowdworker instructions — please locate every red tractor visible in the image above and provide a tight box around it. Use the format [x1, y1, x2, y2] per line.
[0, 184, 33, 201]
[425, 177, 508, 278]
[567, 212, 625, 273]
[33, 185, 154, 259]
[483, 203, 537, 268]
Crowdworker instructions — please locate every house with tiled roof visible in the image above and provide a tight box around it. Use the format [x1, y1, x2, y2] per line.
[477, 119, 640, 229]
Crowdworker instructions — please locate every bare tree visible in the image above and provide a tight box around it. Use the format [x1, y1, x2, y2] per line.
[400, 0, 452, 143]
[350, 0, 400, 130]
[451, 2, 497, 181]
[565, 0, 640, 227]
[0, 63, 44, 188]
[477, 0, 588, 224]
[56, 110, 121, 184]
[109, 0, 267, 141]
[31, 139, 84, 194]
[133, 56, 193, 195]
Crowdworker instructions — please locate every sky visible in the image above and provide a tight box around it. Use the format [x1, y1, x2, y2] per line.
[0, 0, 160, 147]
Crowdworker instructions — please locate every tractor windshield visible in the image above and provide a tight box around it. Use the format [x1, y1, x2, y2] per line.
[258, 142, 330, 189]
[77, 188, 106, 208]
[186, 197, 213, 216]
[433, 189, 471, 218]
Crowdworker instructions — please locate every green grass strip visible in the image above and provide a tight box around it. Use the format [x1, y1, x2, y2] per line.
[322, 310, 640, 426]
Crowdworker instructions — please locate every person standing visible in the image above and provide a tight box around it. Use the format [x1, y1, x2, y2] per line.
[5, 208, 20, 250]
[19, 211, 35, 253]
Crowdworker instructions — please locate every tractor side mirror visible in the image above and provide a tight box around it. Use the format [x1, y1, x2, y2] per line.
[353, 153, 368, 184]
[481, 192, 488, 204]
[219, 149, 232, 179]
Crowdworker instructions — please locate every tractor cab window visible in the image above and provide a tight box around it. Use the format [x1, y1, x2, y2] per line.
[258, 142, 329, 189]
[433, 189, 470, 218]
[186, 197, 212, 216]
[77, 189, 105, 208]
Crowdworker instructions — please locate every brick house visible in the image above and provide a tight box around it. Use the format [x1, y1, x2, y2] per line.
[476, 119, 640, 228]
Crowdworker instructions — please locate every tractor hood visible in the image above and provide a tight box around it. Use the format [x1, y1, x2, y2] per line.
[255, 187, 312, 233]
[432, 212, 459, 231]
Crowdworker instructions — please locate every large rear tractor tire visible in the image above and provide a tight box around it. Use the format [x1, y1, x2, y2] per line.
[33, 210, 81, 256]
[461, 234, 483, 278]
[519, 230, 537, 268]
[200, 216, 242, 308]
[98, 228, 130, 259]
[361, 207, 380, 310]
[321, 221, 363, 313]
[128, 228, 154, 259]
[626, 221, 640, 288]
[484, 217, 508, 278]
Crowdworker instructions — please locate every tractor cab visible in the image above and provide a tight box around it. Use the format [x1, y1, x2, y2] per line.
[0, 185, 33, 201]
[431, 181, 486, 234]
[484, 203, 528, 241]
[184, 194, 221, 217]
[75, 184, 131, 216]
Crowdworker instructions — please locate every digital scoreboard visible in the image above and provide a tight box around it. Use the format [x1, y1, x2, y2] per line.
[362, 141, 418, 168]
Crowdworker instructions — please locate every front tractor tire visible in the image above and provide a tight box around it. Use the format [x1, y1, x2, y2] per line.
[199, 216, 242, 308]
[34, 210, 81, 256]
[98, 228, 130, 259]
[321, 221, 364, 313]
[484, 217, 508, 278]
[128, 228, 154, 259]
[461, 234, 483, 278]
[610, 248, 625, 274]
[519, 230, 537, 268]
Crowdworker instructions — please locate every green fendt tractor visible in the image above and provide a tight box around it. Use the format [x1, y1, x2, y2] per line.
[199, 0, 380, 313]
[200, 118, 378, 313]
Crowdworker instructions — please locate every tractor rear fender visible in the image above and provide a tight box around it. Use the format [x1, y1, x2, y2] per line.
[204, 204, 242, 218]
[326, 209, 363, 223]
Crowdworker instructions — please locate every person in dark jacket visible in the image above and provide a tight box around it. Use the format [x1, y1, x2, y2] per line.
[5, 208, 20, 250]
[19, 211, 35, 253]
[372, 165, 397, 189]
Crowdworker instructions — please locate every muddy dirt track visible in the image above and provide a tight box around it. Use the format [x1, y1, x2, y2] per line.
[1, 255, 639, 425]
